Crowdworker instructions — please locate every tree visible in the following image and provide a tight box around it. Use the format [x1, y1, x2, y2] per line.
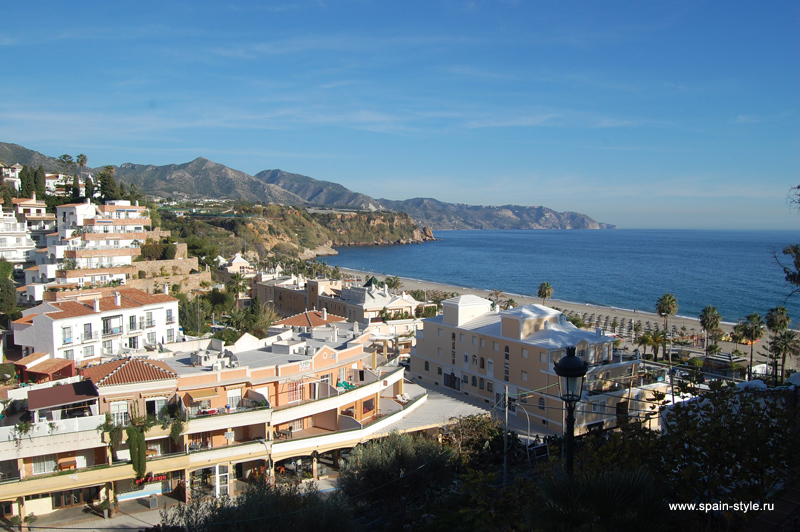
[743, 312, 765, 380]
[85, 175, 95, 199]
[34, 165, 46, 198]
[770, 330, 800, 384]
[537, 282, 553, 305]
[0, 278, 18, 318]
[76, 153, 87, 181]
[3, 188, 12, 211]
[98, 165, 120, 201]
[731, 322, 748, 352]
[384, 275, 402, 290]
[337, 431, 452, 526]
[160, 480, 355, 532]
[226, 273, 249, 301]
[766, 305, 790, 335]
[698, 305, 721, 356]
[19, 165, 33, 198]
[655, 294, 678, 363]
[71, 173, 81, 200]
[489, 289, 506, 310]
[57, 154, 75, 176]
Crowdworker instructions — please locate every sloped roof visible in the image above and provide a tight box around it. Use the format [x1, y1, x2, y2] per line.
[26, 358, 73, 375]
[33, 289, 176, 321]
[27, 380, 98, 410]
[275, 310, 346, 328]
[12, 313, 36, 325]
[80, 357, 177, 387]
[14, 352, 49, 367]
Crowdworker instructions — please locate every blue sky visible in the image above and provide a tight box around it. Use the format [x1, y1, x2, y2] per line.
[1, 1, 798, 230]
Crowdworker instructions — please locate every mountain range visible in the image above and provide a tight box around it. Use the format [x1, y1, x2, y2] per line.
[0, 142, 615, 230]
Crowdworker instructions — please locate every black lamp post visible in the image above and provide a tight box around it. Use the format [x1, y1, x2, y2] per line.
[554, 345, 588, 476]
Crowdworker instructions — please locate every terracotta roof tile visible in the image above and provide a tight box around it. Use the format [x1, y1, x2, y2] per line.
[26, 358, 73, 375]
[13, 313, 36, 324]
[14, 352, 49, 367]
[80, 357, 177, 386]
[38, 289, 177, 321]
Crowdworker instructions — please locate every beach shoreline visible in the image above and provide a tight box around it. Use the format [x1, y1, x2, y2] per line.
[337, 267, 741, 344]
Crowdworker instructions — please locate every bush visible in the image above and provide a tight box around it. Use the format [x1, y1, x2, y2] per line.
[138, 270, 147, 279]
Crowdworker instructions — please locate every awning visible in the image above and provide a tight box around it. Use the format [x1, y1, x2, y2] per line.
[186, 389, 217, 402]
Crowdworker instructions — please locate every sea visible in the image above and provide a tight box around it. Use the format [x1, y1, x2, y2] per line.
[320, 229, 800, 325]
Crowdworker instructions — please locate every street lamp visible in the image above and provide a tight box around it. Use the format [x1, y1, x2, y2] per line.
[554, 345, 588, 476]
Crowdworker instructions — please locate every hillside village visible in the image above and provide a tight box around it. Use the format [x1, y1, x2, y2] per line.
[0, 159, 798, 531]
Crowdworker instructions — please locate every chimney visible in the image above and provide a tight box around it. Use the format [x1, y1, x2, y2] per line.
[32, 191, 36, 202]
[322, 308, 327, 320]
[114, 292, 121, 306]
[163, 283, 169, 295]
[93, 298, 100, 312]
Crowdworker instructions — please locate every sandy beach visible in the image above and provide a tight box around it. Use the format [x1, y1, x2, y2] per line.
[338, 267, 769, 362]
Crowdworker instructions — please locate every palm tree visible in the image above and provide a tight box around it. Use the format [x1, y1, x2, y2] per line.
[502, 298, 516, 310]
[770, 330, 800, 384]
[652, 330, 668, 363]
[637, 332, 656, 360]
[699, 305, 721, 356]
[765, 306, 791, 384]
[743, 313, 765, 381]
[633, 322, 642, 342]
[656, 294, 678, 363]
[226, 273, 249, 304]
[489, 289, 506, 310]
[76, 153, 87, 183]
[731, 322, 747, 353]
[537, 282, 553, 306]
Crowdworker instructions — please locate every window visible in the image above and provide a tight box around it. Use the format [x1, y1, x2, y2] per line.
[33, 454, 57, 475]
[167, 329, 175, 342]
[592, 402, 601, 413]
[437, 366, 442, 375]
[504, 363, 510, 382]
[487, 360, 494, 374]
[102, 315, 122, 335]
[479, 357, 485, 369]
[462, 374, 469, 383]
[288, 382, 301, 403]
[472, 355, 477, 365]
[146, 311, 154, 328]
[493, 341, 499, 351]
[472, 336, 477, 345]
[102, 340, 112, 353]
[64, 349, 73, 360]
[504, 346, 510, 359]
[83, 345, 94, 358]
[83, 323, 93, 340]
[166, 309, 174, 323]
[480, 339, 485, 348]
[62, 326, 72, 344]
[522, 348, 528, 359]
[459, 334, 465, 342]
[538, 397, 546, 410]
[424, 361, 430, 371]
[463, 354, 468, 363]
[438, 328, 442, 337]
[110, 401, 129, 426]
[479, 378, 484, 390]
[521, 370, 528, 382]
[540, 352, 548, 363]
[129, 315, 137, 331]
[486, 382, 493, 393]
[437, 347, 442, 357]
[147, 332, 156, 345]
[129, 336, 138, 350]
[227, 388, 242, 409]
[145, 397, 167, 417]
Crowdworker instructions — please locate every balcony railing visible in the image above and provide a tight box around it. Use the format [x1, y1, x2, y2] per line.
[145, 320, 156, 328]
[166, 317, 176, 324]
[102, 326, 123, 337]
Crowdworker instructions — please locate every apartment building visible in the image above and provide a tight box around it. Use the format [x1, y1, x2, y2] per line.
[0, 209, 35, 266]
[11, 194, 56, 248]
[12, 288, 180, 364]
[411, 295, 663, 435]
[0, 323, 423, 520]
[19, 199, 171, 305]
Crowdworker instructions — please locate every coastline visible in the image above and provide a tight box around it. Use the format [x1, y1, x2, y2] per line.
[337, 267, 742, 343]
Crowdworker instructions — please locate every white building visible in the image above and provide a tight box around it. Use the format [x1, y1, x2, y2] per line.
[0, 208, 36, 265]
[13, 288, 180, 364]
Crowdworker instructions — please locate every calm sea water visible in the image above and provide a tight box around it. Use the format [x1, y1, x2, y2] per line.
[321, 229, 800, 324]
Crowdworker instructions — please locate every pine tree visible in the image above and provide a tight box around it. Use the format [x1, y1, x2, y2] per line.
[85, 176, 95, 200]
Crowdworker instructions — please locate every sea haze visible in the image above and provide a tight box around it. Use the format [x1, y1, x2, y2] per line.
[321, 229, 800, 325]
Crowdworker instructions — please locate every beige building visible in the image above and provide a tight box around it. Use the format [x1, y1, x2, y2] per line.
[410, 295, 663, 435]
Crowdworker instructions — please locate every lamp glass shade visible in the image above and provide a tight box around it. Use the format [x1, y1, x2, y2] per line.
[558, 374, 584, 404]
[553, 346, 588, 404]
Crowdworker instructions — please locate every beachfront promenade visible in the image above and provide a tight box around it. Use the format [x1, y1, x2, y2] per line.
[337, 268, 783, 372]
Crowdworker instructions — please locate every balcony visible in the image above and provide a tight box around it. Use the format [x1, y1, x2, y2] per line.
[102, 326, 123, 337]
[145, 320, 156, 328]
[166, 317, 176, 325]
[79, 331, 98, 343]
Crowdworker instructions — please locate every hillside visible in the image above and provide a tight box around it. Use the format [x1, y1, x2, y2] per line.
[0, 142, 615, 230]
